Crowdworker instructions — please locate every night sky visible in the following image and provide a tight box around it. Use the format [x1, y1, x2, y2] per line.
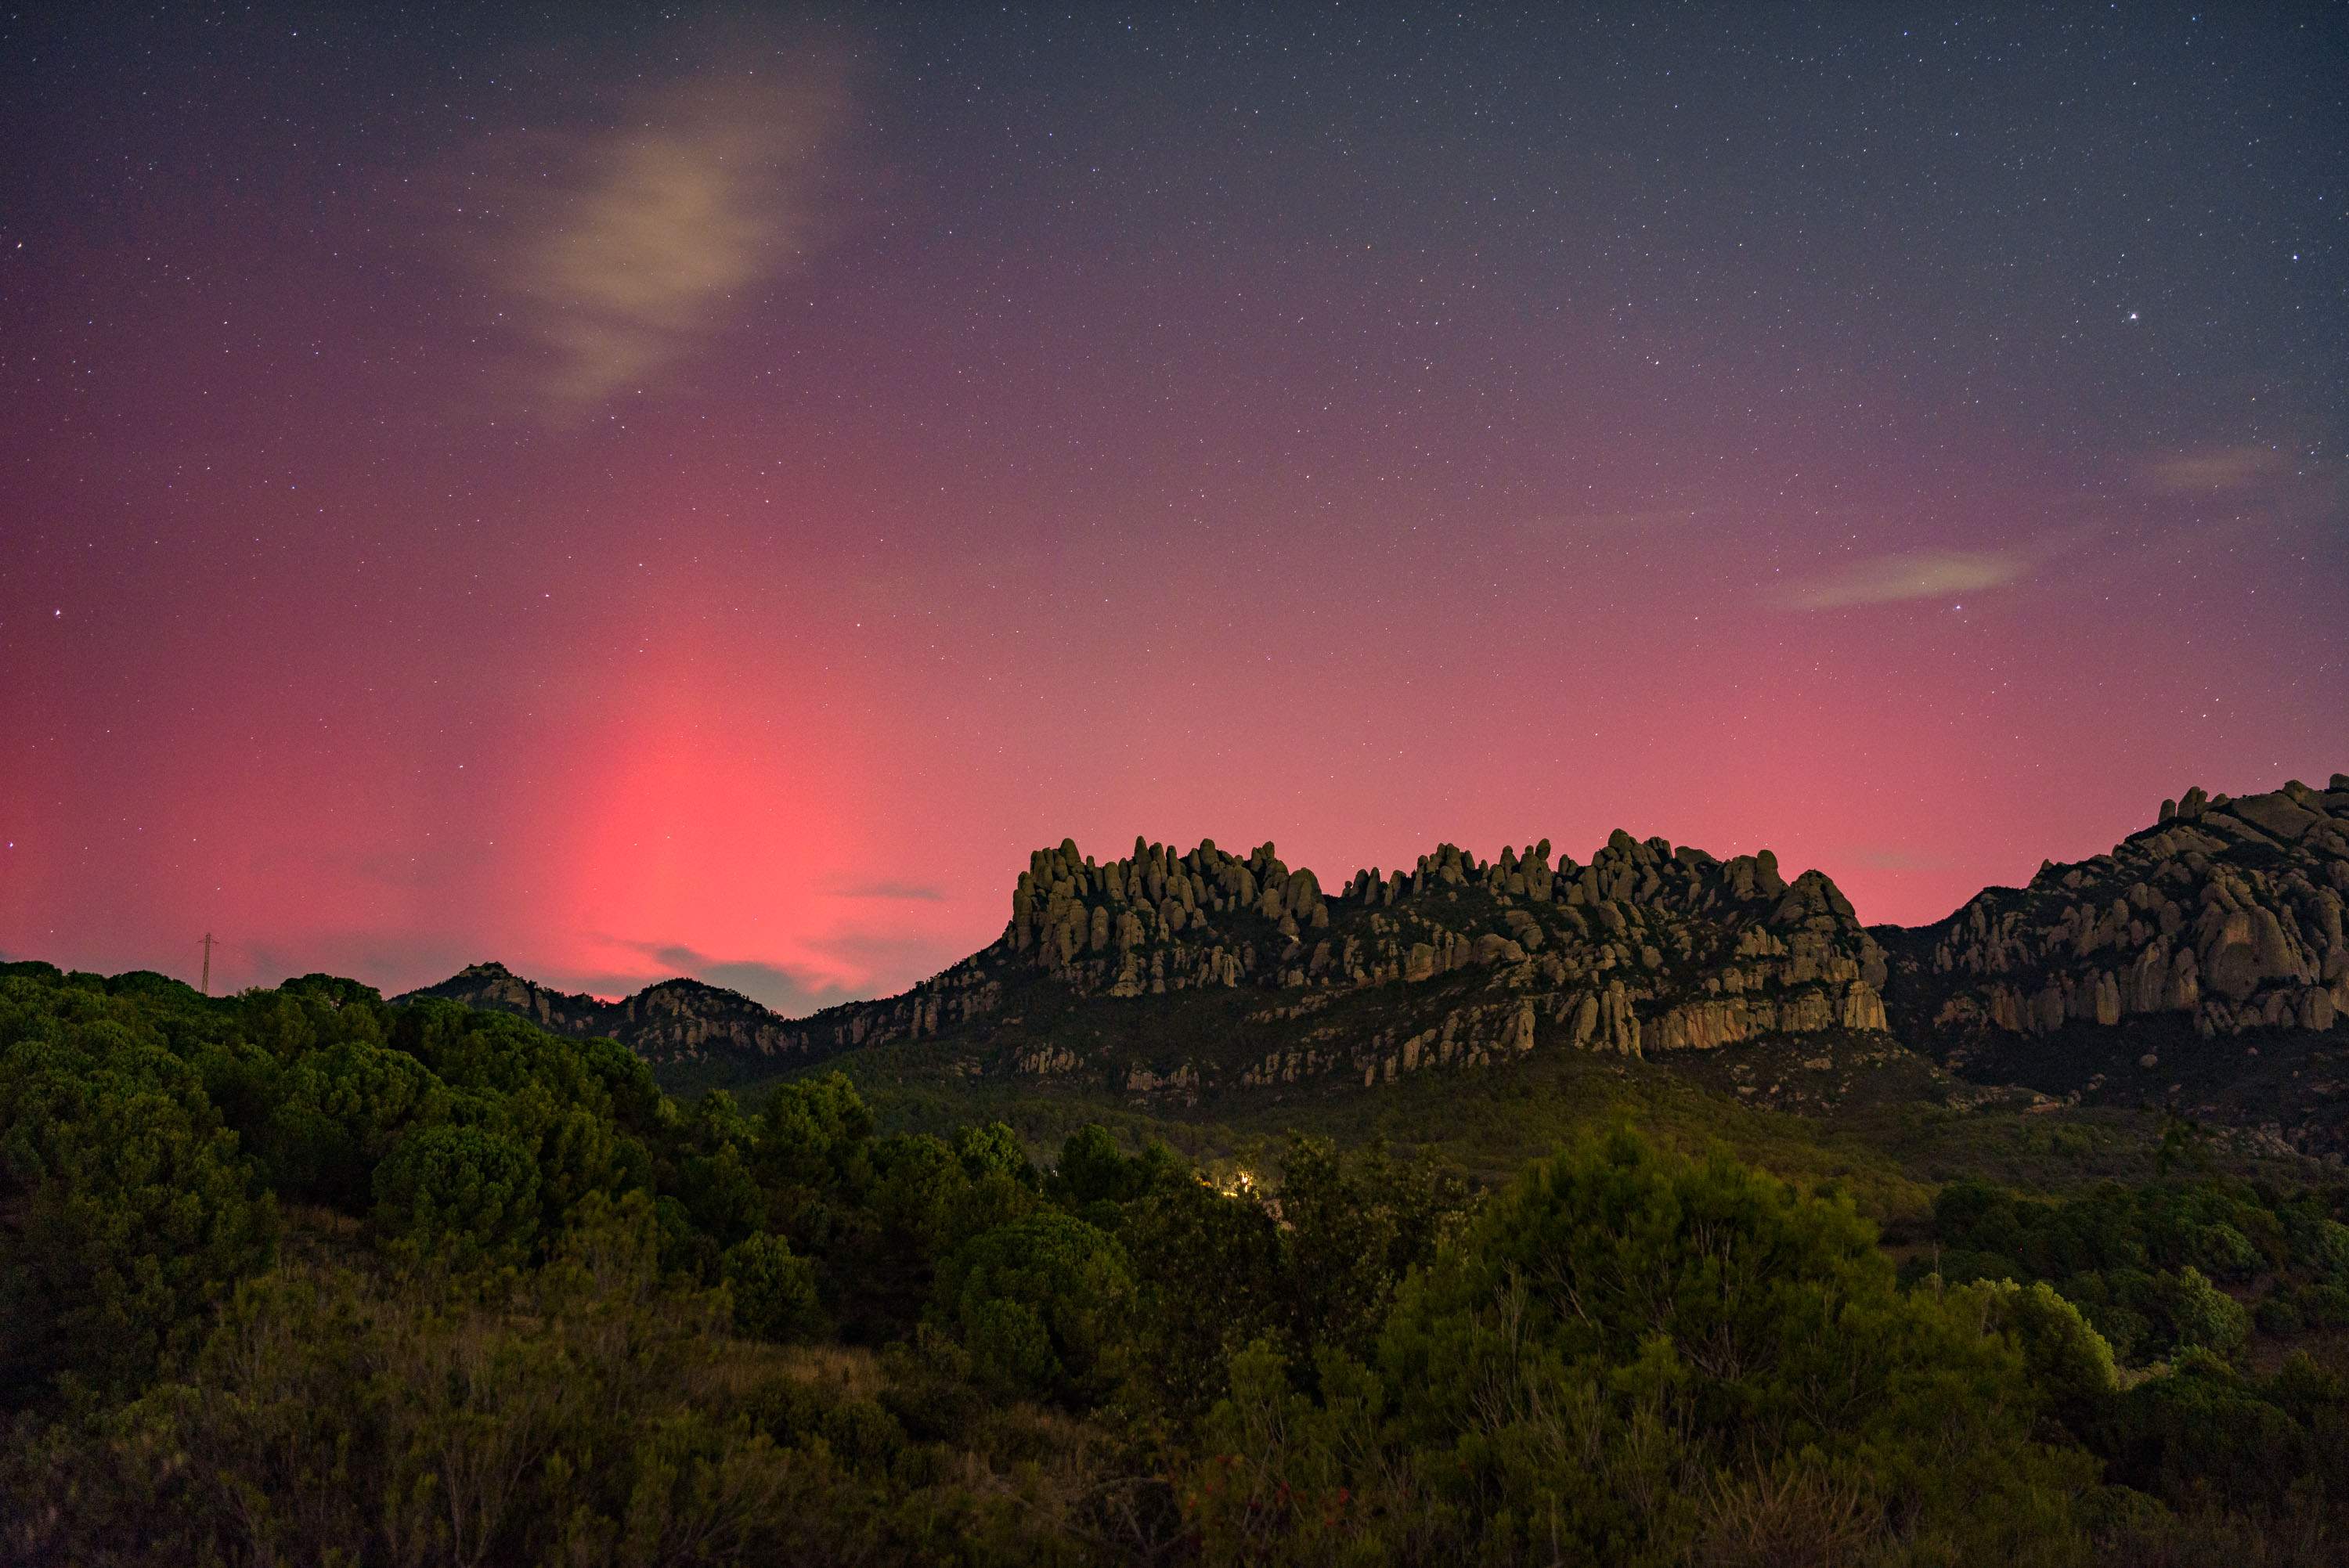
[4, 4, 2344, 1013]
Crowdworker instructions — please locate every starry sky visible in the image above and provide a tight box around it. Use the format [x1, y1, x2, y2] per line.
[4, 3, 2344, 1012]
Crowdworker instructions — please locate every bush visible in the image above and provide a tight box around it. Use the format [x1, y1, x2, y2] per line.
[2155, 1267, 2250, 1357]
[371, 1122, 539, 1260]
[2253, 1294, 2304, 1336]
[2297, 1282, 2349, 1328]
[1955, 1278, 2120, 1440]
[2283, 1210, 2349, 1285]
[945, 1213, 1131, 1400]
[723, 1233, 824, 1343]
[1925, 1174, 2349, 1361]
[262, 1041, 446, 1208]
[1334, 1133, 2091, 1563]
[2192, 1222, 2261, 1282]
[953, 1121, 1030, 1183]
[2095, 1350, 2322, 1515]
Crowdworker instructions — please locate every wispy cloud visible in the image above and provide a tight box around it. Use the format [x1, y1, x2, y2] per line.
[449, 41, 852, 421]
[802, 927, 971, 991]
[2133, 444, 2289, 495]
[827, 880, 947, 902]
[1781, 548, 2027, 610]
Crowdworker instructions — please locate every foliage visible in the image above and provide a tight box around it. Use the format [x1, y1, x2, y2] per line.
[2, 964, 2344, 1563]
[723, 1231, 825, 1343]
[1918, 1173, 2342, 1362]
[945, 1212, 1133, 1401]
[371, 1120, 542, 1260]
[1181, 1131, 2098, 1565]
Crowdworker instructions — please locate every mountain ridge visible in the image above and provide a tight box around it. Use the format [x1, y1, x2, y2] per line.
[404, 823, 1893, 1076]
[400, 770, 2349, 1146]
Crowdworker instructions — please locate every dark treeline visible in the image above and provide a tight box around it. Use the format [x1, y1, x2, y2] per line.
[2, 961, 2344, 1565]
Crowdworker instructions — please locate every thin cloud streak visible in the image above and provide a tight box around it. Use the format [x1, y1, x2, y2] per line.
[828, 880, 947, 902]
[2134, 444, 2289, 494]
[1781, 548, 2027, 610]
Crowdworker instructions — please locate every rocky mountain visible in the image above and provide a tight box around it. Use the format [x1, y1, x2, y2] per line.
[1870, 775, 2349, 1152]
[799, 831, 1890, 1082]
[413, 829, 1893, 1098]
[406, 771, 2349, 1146]
[1879, 776, 2349, 1041]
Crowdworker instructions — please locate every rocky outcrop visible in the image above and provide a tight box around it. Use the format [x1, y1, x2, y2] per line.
[405, 962, 612, 1034]
[405, 775, 2349, 1146]
[406, 827, 1892, 1095]
[1880, 776, 2349, 1044]
[1003, 831, 1885, 1031]
[754, 829, 1892, 1097]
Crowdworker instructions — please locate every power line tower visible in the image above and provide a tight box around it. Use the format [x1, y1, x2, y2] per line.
[200, 932, 218, 997]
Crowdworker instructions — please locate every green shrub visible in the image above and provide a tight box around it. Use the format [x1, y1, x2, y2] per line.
[371, 1122, 539, 1260]
[2154, 1267, 2250, 1356]
[2293, 1281, 2349, 1328]
[2253, 1294, 2304, 1336]
[1955, 1278, 2120, 1440]
[1317, 1133, 2093, 1563]
[723, 1233, 824, 1342]
[945, 1213, 1131, 1400]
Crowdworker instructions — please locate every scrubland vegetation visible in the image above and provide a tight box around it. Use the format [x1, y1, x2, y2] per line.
[3, 961, 2345, 1564]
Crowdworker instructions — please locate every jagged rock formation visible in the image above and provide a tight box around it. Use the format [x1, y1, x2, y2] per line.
[1001, 831, 1887, 1046]
[405, 831, 1892, 1094]
[716, 830, 1891, 1097]
[399, 963, 812, 1066]
[402, 773, 2349, 1145]
[1880, 777, 2349, 1043]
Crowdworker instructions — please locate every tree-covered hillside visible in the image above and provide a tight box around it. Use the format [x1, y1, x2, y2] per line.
[3, 961, 2345, 1564]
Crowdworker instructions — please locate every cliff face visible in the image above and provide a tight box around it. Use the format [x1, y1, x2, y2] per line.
[1880, 777, 2349, 1044]
[994, 829, 1889, 1054]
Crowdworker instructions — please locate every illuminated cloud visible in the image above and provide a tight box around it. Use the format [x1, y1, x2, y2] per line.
[1781, 548, 2027, 610]
[2134, 444, 2288, 494]
[803, 927, 970, 989]
[458, 48, 850, 420]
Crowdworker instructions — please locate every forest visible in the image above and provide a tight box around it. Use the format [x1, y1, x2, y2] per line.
[2, 960, 2345, 1565]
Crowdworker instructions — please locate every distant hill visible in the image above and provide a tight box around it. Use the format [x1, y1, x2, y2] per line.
[399, 963, 808, 1063]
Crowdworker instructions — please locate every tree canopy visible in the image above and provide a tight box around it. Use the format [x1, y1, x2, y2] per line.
[2, 961, 2344, 1564]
